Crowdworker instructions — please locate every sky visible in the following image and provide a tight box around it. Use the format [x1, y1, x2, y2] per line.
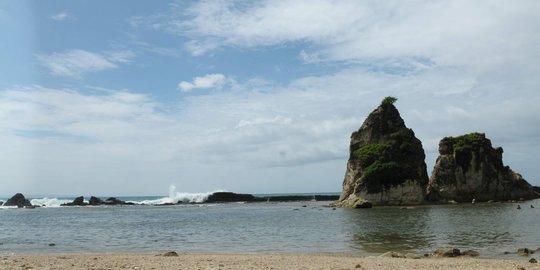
[1, 0, 539, 197]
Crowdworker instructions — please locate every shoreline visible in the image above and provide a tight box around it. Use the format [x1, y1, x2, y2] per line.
[1, 252, 538, 270]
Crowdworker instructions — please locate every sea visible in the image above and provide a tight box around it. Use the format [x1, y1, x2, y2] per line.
[1, 189, 539, 258]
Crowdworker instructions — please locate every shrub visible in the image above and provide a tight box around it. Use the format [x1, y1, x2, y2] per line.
[381, 96, 398, 106]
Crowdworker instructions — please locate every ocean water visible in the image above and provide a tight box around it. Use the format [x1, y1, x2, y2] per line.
[1, 196, 539, 258]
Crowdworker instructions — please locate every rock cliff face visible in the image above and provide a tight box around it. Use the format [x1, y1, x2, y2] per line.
[337, 98, 429, 207]
[427, 133, 538, 202]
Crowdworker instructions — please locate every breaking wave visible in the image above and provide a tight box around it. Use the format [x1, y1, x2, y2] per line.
[129, 185, 225, 205]
[30, 198, 73, 207]
[2, 185, 225, 207]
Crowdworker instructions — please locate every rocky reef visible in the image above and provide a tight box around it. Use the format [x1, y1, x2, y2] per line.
[336, 97, 429, 207]
[61, 196, 135, 206]
[427, 133, 539, 202]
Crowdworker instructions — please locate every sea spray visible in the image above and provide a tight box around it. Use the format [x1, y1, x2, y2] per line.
[30, 198, 72, 207]
[129, 185, 226, 205]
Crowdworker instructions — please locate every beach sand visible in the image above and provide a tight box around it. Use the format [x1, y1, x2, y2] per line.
[1, 252, 539, 270]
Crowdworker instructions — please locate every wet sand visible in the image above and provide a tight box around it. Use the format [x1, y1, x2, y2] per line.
[1, 252, 539, 270]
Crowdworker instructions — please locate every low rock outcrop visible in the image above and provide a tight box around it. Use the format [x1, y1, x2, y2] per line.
[206, 192, 258, 203]
[89, 196, 104, 206]
[427, 133, 538, 202]
[337, 97, 429, 206]
[4, 193, 32, 208]
[104, 197, 133, 205]
[62, 196, 87, 206]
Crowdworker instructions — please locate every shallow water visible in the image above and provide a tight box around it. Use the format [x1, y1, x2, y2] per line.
[1, 199, 539, 258]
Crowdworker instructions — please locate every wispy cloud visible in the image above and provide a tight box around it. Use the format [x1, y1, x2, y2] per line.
[141, 0, 540, 74]
[50, 11, 73, 21]
[178, 73, 230, 92]
[36, 49, 135, 78]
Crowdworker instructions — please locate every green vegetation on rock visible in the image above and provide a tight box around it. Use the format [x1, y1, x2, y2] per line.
[352, 128, 420, 194]
[353, 143, 391, 166]
[447, 133, 483, 153]
[381, 96, 398, 106]
[443, 133, 484, 171]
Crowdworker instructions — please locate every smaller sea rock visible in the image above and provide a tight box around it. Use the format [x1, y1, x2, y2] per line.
[518, 248, 534, 256]
[530, 258, 538, 263]
[48, 243, 55, 247]
[353, 199, 373, 209]
[62, 196, 86, 206]
[104, 197, 133, 205]
[89, 196, 104, 206]
[0, 201, 3, 206]
[461, 250, 479, 257]
[4, 193, 32, 208]
[433, 248, 461, 257]
[162, 251, 178, 257]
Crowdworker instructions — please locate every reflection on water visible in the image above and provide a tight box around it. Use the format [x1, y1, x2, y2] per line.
[342, 206, 431, 253]
[340, 201, 540, 257]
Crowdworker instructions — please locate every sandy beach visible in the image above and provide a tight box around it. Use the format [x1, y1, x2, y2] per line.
[1, 252, 538, 270]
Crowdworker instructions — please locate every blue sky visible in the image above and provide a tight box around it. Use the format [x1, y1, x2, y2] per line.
[1, 1, 540, 196]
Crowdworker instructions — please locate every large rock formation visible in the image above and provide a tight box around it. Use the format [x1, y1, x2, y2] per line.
[4, 193, 32, 208]
[427, 133, 539, 202]
[337, 97, 429, 207]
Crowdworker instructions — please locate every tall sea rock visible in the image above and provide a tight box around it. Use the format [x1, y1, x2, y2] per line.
[337, 98, 429, 207]
[427, 133, 538, 202]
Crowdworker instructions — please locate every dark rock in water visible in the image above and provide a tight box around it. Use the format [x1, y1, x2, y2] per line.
[4, 193, 32, 208]
[353, 199, 373, 209]
[89, 196, 104, 206]
[48, 243, 56, 247]
[73, 196, 85, 205]
[337, 97, 429, 207]
[533, 186, 540, 197]
[206, 192, 258, 203]
[433, 248, 461, 257]
[518, 248, 534, 256]
[0, 201, 3, 206]
[461, 250, 480, 257]
[62, 196, 87, 206]
[105, 197, 134, 205]
[427, 133, 539, 202]
[530, 258, 538, 263]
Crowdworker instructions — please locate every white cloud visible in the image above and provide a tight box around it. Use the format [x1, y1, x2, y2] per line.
[36, 49, 135, 78]
[3, 56, 540, 195]
[50, 11, 75, 21]
[5, 1, 540, 195]
[178, 73, 229, 92]
[151, 0, 540, 74]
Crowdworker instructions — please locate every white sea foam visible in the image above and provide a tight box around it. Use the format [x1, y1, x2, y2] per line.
[30, 198, 72, 207]
[129, 185, 225, 205]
